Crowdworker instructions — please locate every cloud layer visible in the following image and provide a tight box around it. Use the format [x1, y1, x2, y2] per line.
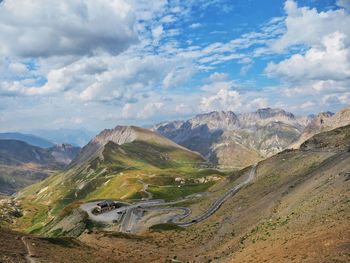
[0, 0, 138, 57]
[0, 0, 349, 131]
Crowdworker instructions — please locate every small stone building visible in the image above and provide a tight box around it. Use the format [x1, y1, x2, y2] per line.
[94, 200, 117, 213]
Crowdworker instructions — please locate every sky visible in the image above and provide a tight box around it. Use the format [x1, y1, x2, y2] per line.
[0, 0, 349, 132]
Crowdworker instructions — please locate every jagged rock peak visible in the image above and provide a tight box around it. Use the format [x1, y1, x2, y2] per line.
[152, 120, 185, 131]
[254, 108, 295, 119]
[314, 111, 334, 120]
[92, 126, 140, 146]
[194, 111, 238, 119]
[191, 111, 239, 130]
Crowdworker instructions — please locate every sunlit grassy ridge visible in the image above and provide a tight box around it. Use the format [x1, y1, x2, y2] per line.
[14, 136, 223, 234]
[148, 182, 215, 201]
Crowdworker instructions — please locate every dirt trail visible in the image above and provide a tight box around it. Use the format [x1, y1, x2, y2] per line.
[21, 236, 37, 263]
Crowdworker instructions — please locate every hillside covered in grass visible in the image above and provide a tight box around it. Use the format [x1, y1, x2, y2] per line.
[14, 126, 224, 234]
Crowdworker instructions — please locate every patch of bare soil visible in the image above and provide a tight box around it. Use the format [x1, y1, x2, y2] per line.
[0, 228, 119, 263]
[0, 228, 27, 263]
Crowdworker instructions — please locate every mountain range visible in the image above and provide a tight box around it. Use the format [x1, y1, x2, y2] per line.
[290, 107, 350, 149]
[1, 107, 349, 197]
[0, 132, 54, 148]
[152, 108, 309, 168]
[152, 107, 350, 168]
[0, 128, 95, 148]
[0, 140, 80, 195]
[29, 128, 95, 147]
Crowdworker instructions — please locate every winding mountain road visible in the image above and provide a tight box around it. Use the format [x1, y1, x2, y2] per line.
[175, 164, 256, 226]
[83, 164, 256, 233]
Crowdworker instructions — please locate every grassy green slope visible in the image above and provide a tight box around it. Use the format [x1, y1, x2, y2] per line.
[14, 137, 219, 233]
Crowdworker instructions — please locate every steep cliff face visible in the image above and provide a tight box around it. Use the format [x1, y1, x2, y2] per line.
[152, 108, 309, 167]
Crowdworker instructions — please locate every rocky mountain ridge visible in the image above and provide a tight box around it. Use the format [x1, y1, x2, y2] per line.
[71, 125, 202, 167]
[0, 132, 54, 148]
[290, 107, 350, 149]
[152, 108, 311, 167]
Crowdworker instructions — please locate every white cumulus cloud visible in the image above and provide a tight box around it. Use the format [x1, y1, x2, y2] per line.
[271, 0, 350, 52]
[266, 32, 350, 82]
[0, 0, 138, 57]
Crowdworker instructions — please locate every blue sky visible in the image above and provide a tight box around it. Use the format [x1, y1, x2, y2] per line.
[0, 0, 349, 132]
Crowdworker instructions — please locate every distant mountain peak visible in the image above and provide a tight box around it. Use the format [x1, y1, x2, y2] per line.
[191, 110, 239, 130]
[0, 132, 54, 148]
[193, 110, 237, 120]
[254, 108, 295, 119]
[52, 143, 76, 149]
[316, 111, 334, 118]
[93, 125, 139, 146]
[71, 125, 199, 167]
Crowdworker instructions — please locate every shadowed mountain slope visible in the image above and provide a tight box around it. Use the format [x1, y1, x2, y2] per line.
[0, 132, 54, 148]
[0, 140, 80, 195]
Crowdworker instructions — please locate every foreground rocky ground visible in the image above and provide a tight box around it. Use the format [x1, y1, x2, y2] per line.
[0, 228, 118, 263]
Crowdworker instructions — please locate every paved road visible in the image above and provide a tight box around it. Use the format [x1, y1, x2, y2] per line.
[119, 199, 193, 232]
[120, 207, 134, 232]
[82, 165, 256, 232]
[175, 164, 256, 227]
